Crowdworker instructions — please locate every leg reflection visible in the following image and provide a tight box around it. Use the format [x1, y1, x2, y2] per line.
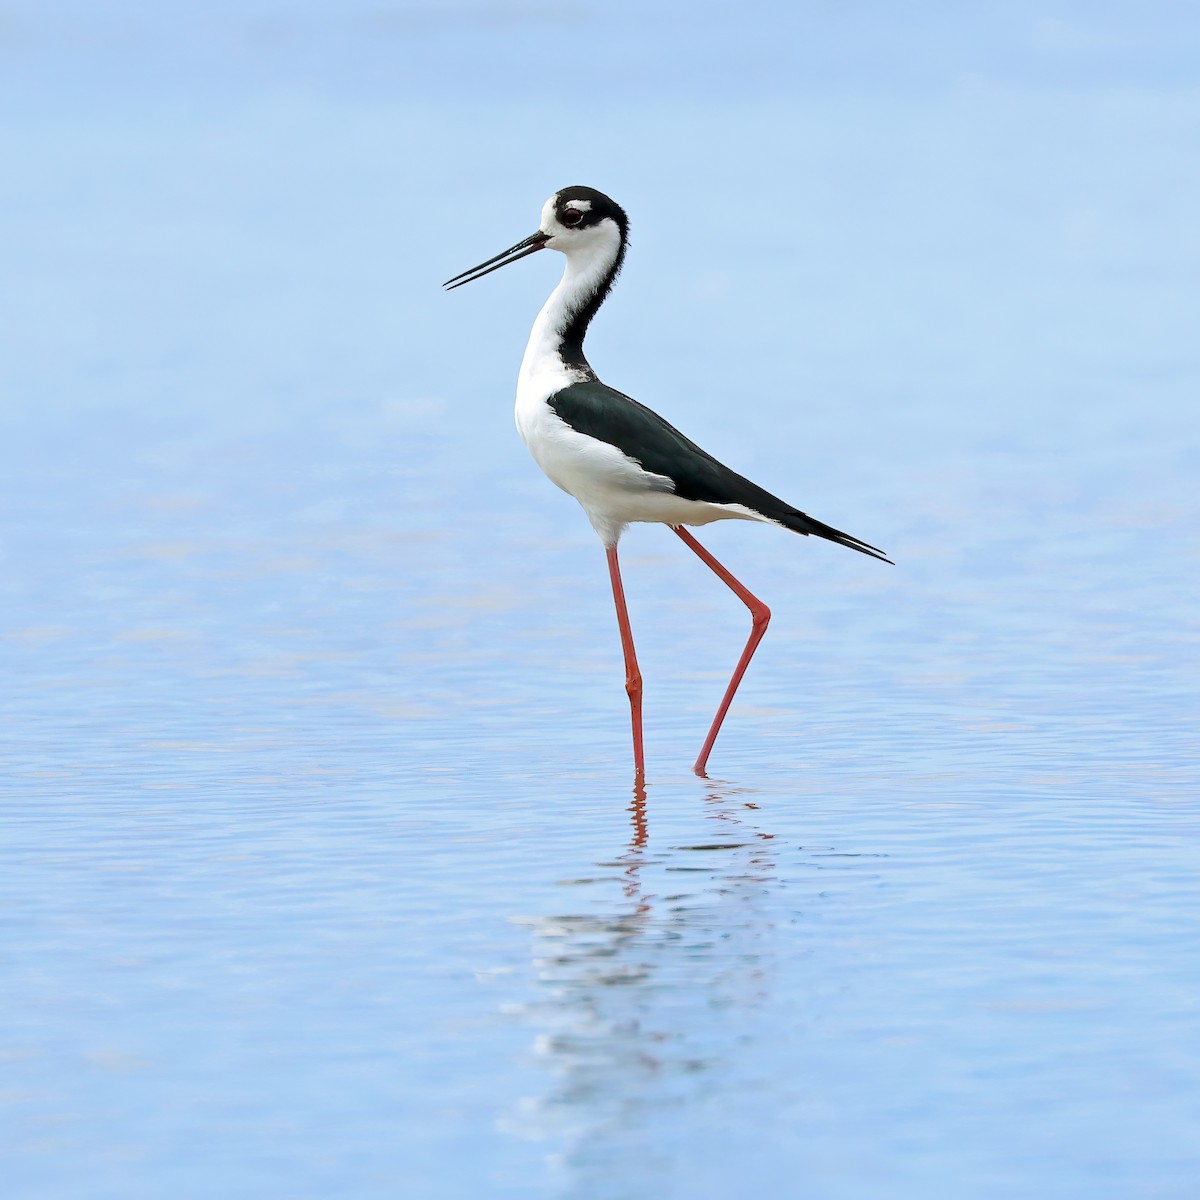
[503, 782, 781, 1170]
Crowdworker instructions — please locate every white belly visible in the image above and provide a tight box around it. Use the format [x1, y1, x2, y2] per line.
[515, 376, 762, 545]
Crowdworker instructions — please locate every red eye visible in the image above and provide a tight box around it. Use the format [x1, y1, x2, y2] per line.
[561, 208, 583, 226]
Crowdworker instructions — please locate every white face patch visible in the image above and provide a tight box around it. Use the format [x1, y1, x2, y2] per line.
[540, 194, 593, 235]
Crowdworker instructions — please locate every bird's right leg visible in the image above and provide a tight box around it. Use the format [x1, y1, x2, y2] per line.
[672, 525, 772, 776]
[605, 544, 645, 780]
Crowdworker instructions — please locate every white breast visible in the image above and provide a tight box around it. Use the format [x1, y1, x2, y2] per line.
[516, 366, 667, 502]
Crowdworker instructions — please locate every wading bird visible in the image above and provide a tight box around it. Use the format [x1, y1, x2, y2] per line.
[445, 187, 890, 778]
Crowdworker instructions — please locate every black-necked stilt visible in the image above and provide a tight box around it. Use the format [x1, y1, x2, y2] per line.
[445, 186, 890, 779]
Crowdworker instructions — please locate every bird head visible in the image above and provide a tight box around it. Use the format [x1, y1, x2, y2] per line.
[444, 186, 628, 290]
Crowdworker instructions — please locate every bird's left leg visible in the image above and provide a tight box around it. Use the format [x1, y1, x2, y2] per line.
[605, 543, 645, 781]
[672, 525, 771, 776]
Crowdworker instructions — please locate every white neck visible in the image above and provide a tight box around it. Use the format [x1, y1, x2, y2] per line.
[518, 225, 622, 383]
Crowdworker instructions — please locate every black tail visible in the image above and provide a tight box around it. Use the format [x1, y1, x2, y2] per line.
[778, 509, 893, 564]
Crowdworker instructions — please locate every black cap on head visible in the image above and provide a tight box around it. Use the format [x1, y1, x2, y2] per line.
[554, 187, 630, 238]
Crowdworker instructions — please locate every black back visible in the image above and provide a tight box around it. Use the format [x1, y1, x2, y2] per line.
[548, 380, 891, 562]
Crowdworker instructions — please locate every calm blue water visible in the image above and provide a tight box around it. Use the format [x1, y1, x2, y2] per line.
[3, 4, 1199, 1197]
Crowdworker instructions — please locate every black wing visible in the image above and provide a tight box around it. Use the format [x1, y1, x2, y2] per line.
[548, 380, 891, 563]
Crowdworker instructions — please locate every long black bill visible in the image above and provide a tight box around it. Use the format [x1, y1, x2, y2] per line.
[443, 231, 550, 291]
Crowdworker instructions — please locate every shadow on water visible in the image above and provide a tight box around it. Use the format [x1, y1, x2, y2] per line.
[503, 781, 790, 1186]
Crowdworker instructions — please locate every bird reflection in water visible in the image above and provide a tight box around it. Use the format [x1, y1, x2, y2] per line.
[503, 780, 780, 1170]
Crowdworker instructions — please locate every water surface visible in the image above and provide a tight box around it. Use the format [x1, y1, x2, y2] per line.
[3, 4, 1199, 1197]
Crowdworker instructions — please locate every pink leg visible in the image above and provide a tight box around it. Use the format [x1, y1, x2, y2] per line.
[605, 544, 645, 780]
[673, 526, 772, 776]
